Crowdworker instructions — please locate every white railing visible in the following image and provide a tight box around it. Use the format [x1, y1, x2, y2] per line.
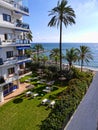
[3, 0, 29, 13]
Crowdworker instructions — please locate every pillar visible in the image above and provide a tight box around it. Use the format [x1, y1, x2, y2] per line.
[0, 86, 4, 102]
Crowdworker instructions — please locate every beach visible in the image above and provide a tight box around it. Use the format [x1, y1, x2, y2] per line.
[31, 43, 98, 70]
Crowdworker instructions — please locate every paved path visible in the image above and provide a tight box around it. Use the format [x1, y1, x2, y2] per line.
[0, 83, 30, 106]
[64, 72, 98, 130]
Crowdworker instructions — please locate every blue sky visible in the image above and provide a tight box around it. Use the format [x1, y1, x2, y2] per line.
[24, 0, 98, 43]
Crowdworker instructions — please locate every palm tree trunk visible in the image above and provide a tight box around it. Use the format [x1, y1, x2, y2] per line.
[37, 50, 39, 62]
[59, 21, 62, 71]
[81, 60, 83, 72]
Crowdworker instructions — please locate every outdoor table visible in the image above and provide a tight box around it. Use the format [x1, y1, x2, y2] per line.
[32, 93, 39, 98]
[41, 98, 50, 105]
[43, 89, 50, 93]
[49, 101, 55, 108]
[26, 91, 32, 97]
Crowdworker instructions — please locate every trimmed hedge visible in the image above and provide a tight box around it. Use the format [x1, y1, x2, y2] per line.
[40, 69, 93, 130]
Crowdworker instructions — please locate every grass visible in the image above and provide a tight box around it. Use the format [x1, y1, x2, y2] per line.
[0, 75, 66, 130]
[0, 94, 51, 130]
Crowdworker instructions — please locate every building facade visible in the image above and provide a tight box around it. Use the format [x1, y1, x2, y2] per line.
[0, 0, 31, 102]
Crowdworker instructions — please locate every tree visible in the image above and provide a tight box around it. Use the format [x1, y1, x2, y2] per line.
[76, 46, 93, 71]
[25, 49, 33, 57]
[41, 55, 48, 66]
[32, 44, 44, 62]
[26, 30, 33, 43]
[49, 48, 60, 65]
[48, 0, 76, 71]
[32, 54, 37, 62]
[65, 48, 78, 69]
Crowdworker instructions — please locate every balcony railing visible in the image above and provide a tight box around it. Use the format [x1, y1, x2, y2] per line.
[3, 0, 29, 13]
[17, 55, 30, 61]
[0, 58, 17, 67]
[16, 39, 30, 44]
[0, 56, 31, 67]
[16, 21, 29, 29]
[0, 39, 30, 46]
[19, 68, 31, 76]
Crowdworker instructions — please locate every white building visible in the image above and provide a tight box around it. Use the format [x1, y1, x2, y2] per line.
[0, 0, 31, 102]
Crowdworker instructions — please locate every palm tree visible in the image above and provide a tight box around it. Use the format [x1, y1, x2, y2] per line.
[32, 54, 37, 62]
[65, 48, 78, 69]
[41, 55, 48, 66]
[32, 44, 44, 62]
[49, 48, 60, 65]
[76, 46, 93, 72]
[26, 30, 33, 43]
[48, 0, 76, 71]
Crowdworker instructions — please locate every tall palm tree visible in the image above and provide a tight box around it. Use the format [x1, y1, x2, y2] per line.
[48, 0, 76, 71]
[49, 48, 60, 65]
[76, 46, 93, 71]
[32, 44, 44, 62]
[65, 48, 78, 69]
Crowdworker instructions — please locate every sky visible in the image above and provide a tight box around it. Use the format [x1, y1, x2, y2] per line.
[24, 0, 98, 43]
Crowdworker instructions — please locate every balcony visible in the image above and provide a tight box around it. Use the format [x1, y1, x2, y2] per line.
[17, 56, 31, 65]
[17, 55, 30, 61]
[0, 39, 30, 47]
[16, 20, 29, 29]
[18, 68, 31, 76]
[1, 0, 29, 15]
[16, 39, 30, 45]
[0, 57, 17, 68]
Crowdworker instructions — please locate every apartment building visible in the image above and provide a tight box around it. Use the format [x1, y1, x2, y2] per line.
[0, 0, 31, 102]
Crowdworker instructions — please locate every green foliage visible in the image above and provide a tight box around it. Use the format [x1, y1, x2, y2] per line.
[40, 69, 93, 129]
[76, 45, 93, 71]
[31, 62, 40, 72]
[47, 65, 58, 72]
[48, 0, 76, 71]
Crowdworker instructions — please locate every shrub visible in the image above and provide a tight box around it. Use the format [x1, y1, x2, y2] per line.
[40, 69, 93, 130]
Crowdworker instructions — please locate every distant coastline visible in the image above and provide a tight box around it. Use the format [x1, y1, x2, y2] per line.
[31, 42, 98, 71]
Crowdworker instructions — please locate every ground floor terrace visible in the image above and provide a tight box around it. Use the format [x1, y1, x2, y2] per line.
[0, 82, 29, 106]
[0, 71, 32, 102]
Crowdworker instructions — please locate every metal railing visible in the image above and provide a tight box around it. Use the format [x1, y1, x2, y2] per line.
[3, 0, 29, 13]
[17, 55, 30, 61]
[16, 39, 30, 44]
[15, 21, 29, 29]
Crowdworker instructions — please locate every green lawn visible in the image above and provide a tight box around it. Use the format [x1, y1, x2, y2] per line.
[0, 84, 66, 130]
[0, 94, 51, 130]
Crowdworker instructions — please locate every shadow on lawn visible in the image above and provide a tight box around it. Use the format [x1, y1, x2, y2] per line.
[13, 98, 23, 104]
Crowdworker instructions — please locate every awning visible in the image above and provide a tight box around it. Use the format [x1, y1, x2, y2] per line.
[16, 46, 30, 50]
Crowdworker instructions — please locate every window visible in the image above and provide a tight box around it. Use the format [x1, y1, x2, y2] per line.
[4, 33, 13, 40]
[3, 14, 11, 22]
[8, 67, 15, 75]
[6, 51, 13, 58]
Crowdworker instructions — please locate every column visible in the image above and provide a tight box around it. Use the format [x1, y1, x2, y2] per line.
[17, 79, 20, 89]
[0, 86, 4, 102]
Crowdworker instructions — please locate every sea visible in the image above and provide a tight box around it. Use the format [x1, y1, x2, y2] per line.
[31, 43, 98, 71]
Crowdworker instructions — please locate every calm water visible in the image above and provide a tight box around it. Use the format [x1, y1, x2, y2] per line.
[31, 43, 98, 70]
